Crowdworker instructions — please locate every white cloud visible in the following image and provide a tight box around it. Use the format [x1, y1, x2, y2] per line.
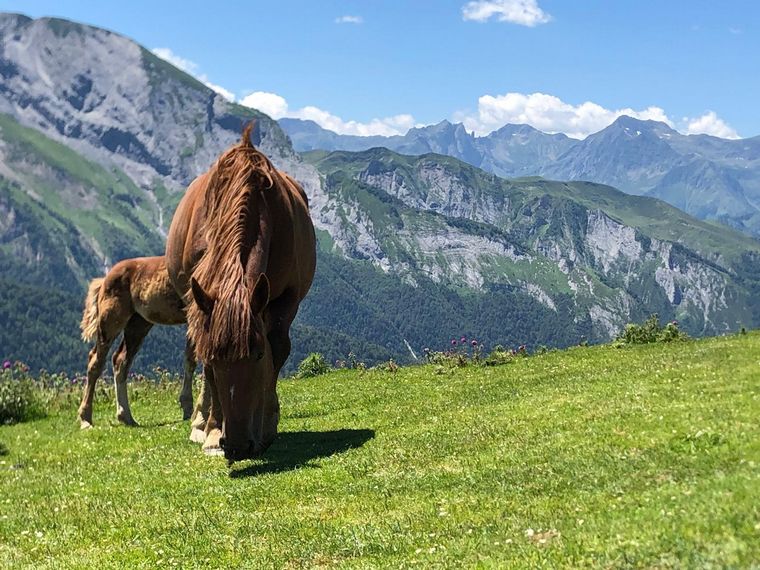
[462, 0, 551, 26]
[456, 92, 673, 138]
[335, 15, 363, 24]
[239, 92, 289, 119]
[151, 47, 234, 101]
[240, 91, 417, 136]
[684, 111, 739, 139]
[151, 48, 743, 141]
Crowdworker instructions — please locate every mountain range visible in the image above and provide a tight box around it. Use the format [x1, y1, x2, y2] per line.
[1, 12, 759, 374]
[280, 116, 760, 236]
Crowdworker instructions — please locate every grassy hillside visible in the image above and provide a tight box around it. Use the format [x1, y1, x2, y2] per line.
[1, 333, 757, 567]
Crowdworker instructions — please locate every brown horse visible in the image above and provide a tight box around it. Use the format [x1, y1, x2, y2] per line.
[78, 256, 196, 428]
[166, 124, 316, 463]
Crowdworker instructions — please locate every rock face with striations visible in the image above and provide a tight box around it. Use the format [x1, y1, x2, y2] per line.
[0, 13, 305, 194]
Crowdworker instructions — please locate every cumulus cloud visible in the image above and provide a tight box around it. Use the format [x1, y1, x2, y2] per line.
[240, 91, 417, 136]
[462, 0, 551, 26]
[239, 91, 289, 119]
[684, 111, 739, 139]
[456, 92, 673, 138]
[335, 15, 363, 24]
[151, 47, 234, 101]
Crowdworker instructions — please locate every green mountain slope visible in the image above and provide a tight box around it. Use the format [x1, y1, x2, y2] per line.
[0, 113, 166, 287]
[306, 148, 760, 338]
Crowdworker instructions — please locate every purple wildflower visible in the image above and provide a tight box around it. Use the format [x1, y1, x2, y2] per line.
[451, 339, 457, 346]
[471, 340, 478, 347]
[460, 336, 467, 343]
[2, 360, 10, 370]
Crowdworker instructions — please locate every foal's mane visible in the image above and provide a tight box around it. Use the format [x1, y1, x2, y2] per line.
[187, 124, 278, 361]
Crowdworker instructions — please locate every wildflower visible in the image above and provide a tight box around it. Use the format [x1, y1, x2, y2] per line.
[471, 340, 478, 347]
[460, 336, 467, 343]
[451, 339, 457, 346]
[2, 360, 10, 370]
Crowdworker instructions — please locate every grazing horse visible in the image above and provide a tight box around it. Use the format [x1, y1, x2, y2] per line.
[78, 256, 196, 428]
[165, 124, 316, 463]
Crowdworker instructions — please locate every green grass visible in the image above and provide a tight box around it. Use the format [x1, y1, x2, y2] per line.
[1, 334, 758, 568]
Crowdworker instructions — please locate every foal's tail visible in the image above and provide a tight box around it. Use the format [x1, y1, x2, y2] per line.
[80, 277, 104, 343]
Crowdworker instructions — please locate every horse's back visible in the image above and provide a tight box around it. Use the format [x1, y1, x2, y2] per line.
[166, 173, 209, 298]
[101, 256, 185, 326]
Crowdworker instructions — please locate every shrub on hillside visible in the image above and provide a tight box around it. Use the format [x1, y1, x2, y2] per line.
[0, 362, 47, 424]
[296, 353, 331, 379]
[615, 314, 689, 346]
[484, 345, 514, 366]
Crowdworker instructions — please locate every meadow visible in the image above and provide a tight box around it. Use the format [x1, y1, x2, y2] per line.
[0, 333, 758, 568]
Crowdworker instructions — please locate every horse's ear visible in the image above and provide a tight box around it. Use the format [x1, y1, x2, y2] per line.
[241, 121, 255, 148]
[251, 273, 270, 314]
[191, 278, 215, 316]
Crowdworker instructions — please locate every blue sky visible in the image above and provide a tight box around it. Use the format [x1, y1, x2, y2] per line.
[2, 0, 757, 138]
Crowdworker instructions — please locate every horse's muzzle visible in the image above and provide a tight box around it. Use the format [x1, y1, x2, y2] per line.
[220, 437, 258, 463]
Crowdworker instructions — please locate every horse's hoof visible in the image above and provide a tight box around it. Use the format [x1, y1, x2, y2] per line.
[203, 446, 225, 457]
[117, 414, 139, 427]
[189, 428, 206, 444]
[202, 428, 223, 456]
[180, 402, 193, 421]
[80, 421, 93, 430]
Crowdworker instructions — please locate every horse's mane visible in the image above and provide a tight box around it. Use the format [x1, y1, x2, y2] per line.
[187, 123, 278, 361]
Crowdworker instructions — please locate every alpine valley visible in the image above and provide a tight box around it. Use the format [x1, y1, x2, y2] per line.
[1, 13, 759, 373]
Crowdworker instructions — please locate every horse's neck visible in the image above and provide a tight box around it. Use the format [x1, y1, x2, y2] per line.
[243, 190, 272, 279]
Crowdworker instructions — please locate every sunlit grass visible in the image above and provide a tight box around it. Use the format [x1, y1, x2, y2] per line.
[1, 333, 758, 567]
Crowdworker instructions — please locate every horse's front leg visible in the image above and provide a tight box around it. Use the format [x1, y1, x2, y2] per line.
[198, 365, 224, 456]
[189, 371, 212, 443]
[260, 298, 297, 452]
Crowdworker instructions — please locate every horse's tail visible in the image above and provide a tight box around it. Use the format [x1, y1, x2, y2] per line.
[80, 277, 104, 343]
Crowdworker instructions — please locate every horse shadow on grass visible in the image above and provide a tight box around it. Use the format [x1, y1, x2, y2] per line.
[229, 428, 375, 478]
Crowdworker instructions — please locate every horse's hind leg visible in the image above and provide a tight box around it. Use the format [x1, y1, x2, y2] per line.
[78, 333, 117, 429]
[179, 337, 196, 421]
[112, 314, 153, 426]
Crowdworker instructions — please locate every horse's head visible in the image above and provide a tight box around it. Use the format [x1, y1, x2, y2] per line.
[191, 272, 274, 463]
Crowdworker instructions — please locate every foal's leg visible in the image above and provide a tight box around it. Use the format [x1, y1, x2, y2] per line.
[78, 333, 117, 429]
[112, 315, 153, 426]
[179, 337, 196, 420]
